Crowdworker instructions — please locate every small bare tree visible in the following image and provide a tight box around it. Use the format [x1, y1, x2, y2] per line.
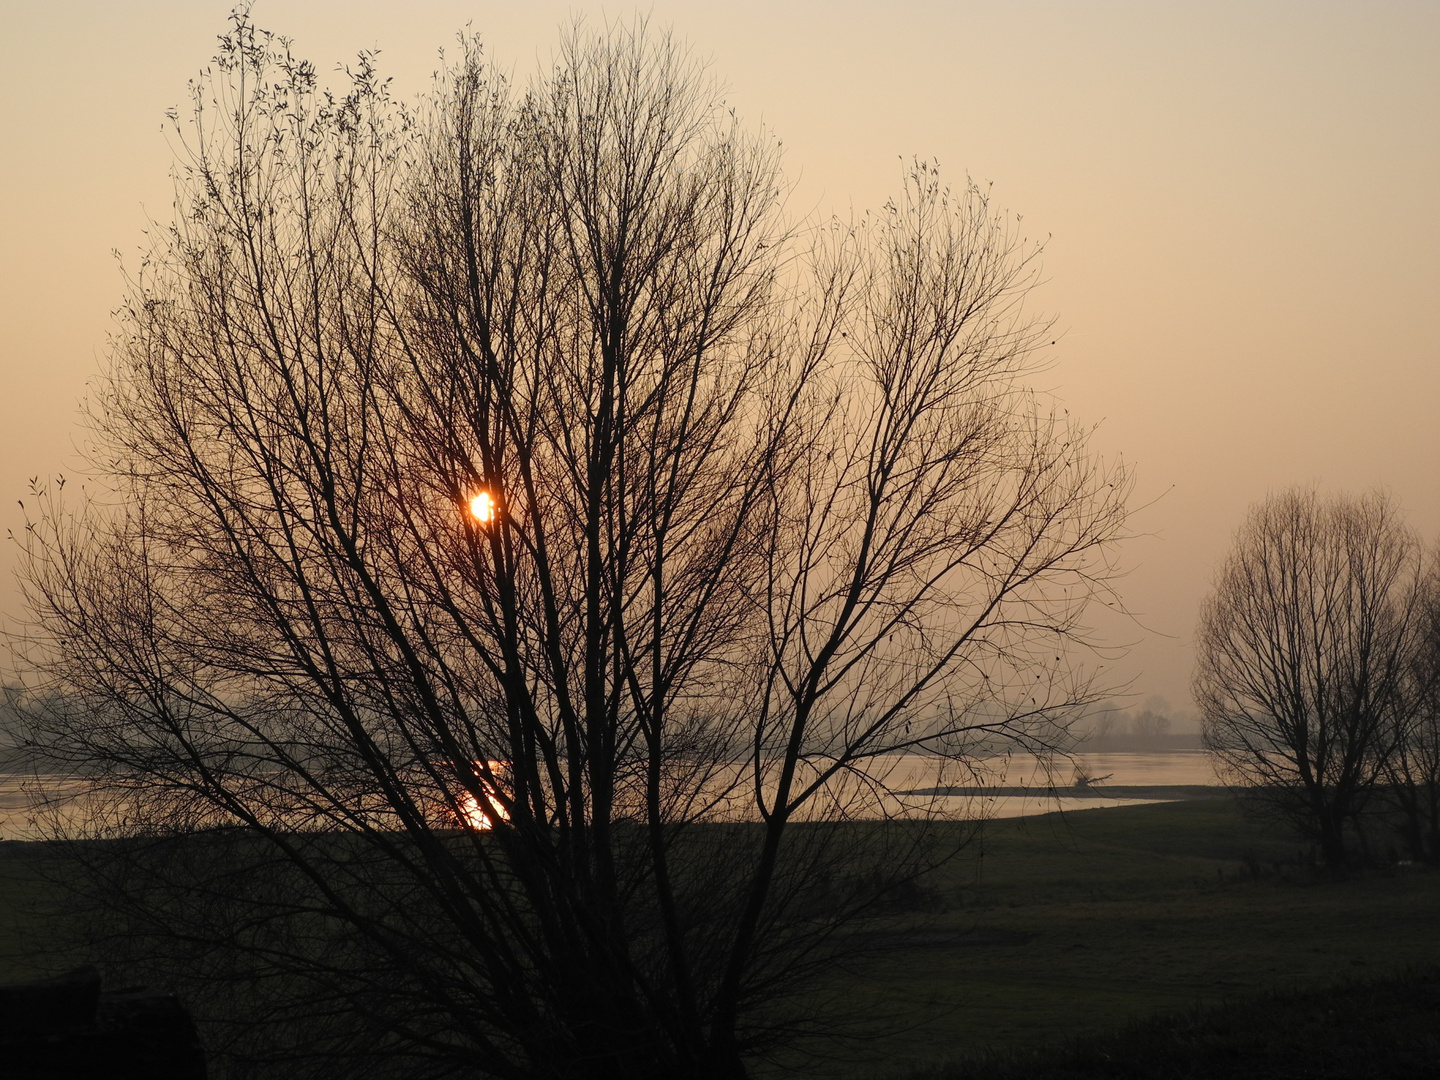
[1388, 550, 1440, 863]
[15, 15, 1128, 1079]
[1195, 489, 1421, 868]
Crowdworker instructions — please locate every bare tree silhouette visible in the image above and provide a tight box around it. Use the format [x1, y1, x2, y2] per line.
[1388, 549, 1440, 863]
[15, 16, 1128, 1079]
[1196, 489, 1421, 869]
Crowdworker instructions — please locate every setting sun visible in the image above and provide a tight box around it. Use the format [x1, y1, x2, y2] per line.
[468, 491, 496, 525]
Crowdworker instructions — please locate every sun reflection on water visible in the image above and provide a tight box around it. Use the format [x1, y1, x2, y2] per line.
[457, 762, 510, 830]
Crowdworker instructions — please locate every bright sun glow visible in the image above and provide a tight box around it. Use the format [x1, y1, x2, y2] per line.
[468, 491, 496, 524]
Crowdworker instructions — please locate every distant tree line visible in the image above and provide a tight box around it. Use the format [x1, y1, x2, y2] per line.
[1195, 488, 1440, 869]
[1080, 696, 1205, 751]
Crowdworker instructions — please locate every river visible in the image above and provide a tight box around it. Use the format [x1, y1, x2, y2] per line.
[0, 751, 1221, 841]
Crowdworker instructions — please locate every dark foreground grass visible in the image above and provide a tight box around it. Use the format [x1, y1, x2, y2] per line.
[781, 798, 1440, 1079]
[4, 798, 1440, 1078]
[901, 966, 1440, 1080]
[0, 839, 81, 981]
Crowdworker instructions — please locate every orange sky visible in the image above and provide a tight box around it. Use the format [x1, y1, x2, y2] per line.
[2, 0, 1437, 718]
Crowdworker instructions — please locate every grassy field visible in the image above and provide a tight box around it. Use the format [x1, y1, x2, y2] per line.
[903, 967, 1440, 1079]
[0, 839, 82, 982]
[789, 798, 1440, 1079]
[3, 797, 1437, 1077]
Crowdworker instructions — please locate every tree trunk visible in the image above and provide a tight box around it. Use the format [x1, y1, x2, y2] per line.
[1317, 810, 1348, 871]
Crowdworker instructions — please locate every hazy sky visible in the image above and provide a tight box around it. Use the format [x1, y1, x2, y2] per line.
[2, 1, 1437, 717]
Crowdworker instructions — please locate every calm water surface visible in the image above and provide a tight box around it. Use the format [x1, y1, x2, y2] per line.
[0, 751, 1219, 840]
[946, 750, 1219, 820]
